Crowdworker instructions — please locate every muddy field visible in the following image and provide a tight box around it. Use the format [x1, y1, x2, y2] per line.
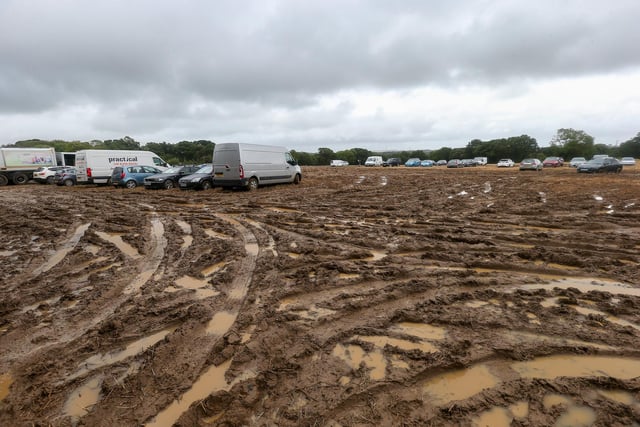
[1, 165, 639, 426]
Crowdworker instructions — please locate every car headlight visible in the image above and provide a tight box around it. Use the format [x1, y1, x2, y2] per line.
[191, 177, 201, 182]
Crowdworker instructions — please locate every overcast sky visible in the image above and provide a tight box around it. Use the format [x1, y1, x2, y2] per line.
[1, 1, 639, 152]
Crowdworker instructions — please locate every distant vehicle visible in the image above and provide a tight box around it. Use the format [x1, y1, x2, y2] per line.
[75, 150, 170, 185]
[213, 143, 301, 190]
[144, 165, 204, 189]
[364, 156, 384, 166]
[179, 164, 215, 190]
[461, 159, 477, 167]
[620, 157, 636, 166]
[330, 160, 349, 167]
[420, 160, 435, 167]
[447, 159, 463, 168]
[577, 157, 622, 174]
[111, 165, 163, 189]
[474, 157, 488, 165]
[591, 154, 609, 161]
[405, 158, 421, 167]
[436, 160, 447, 166]
[33, 166, 67, 184]
[569, 157, 587, 168]
[0, 147, 57, 186]
[519, 158, 543, 171]
[543, 157, 564, 167]
[383, 158, 402, 167]
[54, 167, 77, 186]
[496, 159, 514, 168]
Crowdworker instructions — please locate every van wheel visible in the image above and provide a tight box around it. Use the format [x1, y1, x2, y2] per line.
[247, 177, 258, 191]
[64, 179, 75, 186]
[293, 174, 301, 185]
[202, 180, 212, 190]
[126, 180, 137, 189]
[164, 180, 175, 189]
[46, 176, 55, 184]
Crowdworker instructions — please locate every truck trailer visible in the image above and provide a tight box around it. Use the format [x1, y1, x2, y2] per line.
[0, 147, 57, 186]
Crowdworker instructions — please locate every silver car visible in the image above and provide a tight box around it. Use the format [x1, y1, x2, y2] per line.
[519, 159, 543, 171]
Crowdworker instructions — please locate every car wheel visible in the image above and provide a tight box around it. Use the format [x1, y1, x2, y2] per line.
[46, 176, 55, 184]
[64, 179, 75, 186]
[125, 180, 137, 189]
[164, 179, 175, 189]
[201, 180, 212, 190]
[293, 174, 301, 185]
[247, 177, 258, 191]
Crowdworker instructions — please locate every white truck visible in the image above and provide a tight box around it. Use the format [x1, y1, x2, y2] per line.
[212, 143, 301, 190]
[0, 147, 57, 186]
[75, 150, 170, 185]
[364, 156, 384, 166]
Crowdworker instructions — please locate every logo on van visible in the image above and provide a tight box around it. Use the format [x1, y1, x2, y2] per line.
[108, 156, 138, 164]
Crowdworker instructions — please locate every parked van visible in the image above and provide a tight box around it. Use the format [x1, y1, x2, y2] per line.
[75, 150, 170, 185]
[364, 156, 383, 166]
[212, 143, 301, 190]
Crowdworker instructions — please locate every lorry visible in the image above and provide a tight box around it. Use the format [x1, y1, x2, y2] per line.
[0, 147, 57, 186]
[212, 143, 301, 190]
[75, 150, 170, 185]
[56, 151, 76, 167]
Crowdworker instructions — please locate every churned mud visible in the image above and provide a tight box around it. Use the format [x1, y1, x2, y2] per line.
[0, 165, 639, 426]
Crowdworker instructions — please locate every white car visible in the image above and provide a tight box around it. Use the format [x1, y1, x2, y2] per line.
[569, 157, 587, 168]
[33, 166, 67, 184]
[620, 157, 636, 166]
[330, 160, 349, 167]
[496, 159, 514, 168]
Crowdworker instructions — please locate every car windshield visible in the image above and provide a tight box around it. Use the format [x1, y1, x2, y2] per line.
[162, 167, 182, 174]
[195, 165, 213, 174]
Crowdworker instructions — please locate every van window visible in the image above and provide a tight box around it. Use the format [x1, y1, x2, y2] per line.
[153, 157, 167, 167]
[285, 152, 297, 166]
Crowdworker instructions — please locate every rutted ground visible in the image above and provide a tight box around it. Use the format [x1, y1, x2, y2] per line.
[0, 165, 639, 426]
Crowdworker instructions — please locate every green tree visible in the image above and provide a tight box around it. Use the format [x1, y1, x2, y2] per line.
[550, 128, 594, 159]
[617, 132, 640, 158]
[317, 147, 335, 166]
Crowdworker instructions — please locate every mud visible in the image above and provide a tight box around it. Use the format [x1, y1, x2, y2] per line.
[1, 165, 639, 426]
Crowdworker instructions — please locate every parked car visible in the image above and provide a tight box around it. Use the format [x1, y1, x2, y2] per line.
[447, 159, 463, 168]
[179, 164, 214, 190]
[577, 157, 623, 174]
[436, 160, 448, 166]
[519, 159, 543, 171]
[461, 159, 477, 167]
[569, 157, 587, 168]
[364, 156, 384, 166]
[420, 159, 435, 167]
[111, 165, 163, 189]
[330, 160, 349, 166]
[620, 157, 636, 166]
[497, 159, 514, 168]
[405, 158, 421, 167]
[383, 158, 402, 167]
[144, 165, 204, 189]
[54, 167, 77, 186]
[33, 166, 67, 184]
[543, 157, 564, 167]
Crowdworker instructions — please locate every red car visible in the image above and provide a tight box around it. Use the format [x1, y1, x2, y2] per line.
[543, 157, 564, 167]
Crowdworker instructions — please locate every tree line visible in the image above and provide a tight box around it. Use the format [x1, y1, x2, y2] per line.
[5, 129, 639, 166]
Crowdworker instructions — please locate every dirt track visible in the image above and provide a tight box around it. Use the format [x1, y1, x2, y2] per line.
[1, 165, 639, 426]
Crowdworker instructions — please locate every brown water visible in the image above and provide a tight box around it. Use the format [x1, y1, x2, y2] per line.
[332, 344, 386, 380]
[63, 376, 102, 421]
[0, 373, 13, 401]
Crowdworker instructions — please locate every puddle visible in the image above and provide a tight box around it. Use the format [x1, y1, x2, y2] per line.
[245, 219, 278, 257]
[204, 229, 232, 240]
[267, 207, 298, 213]
[0, 250, 16, 256]
[64, 376, 102, 421]
[389, 322, 447, 341]
[181, 235, 193, 250]
[287, 252, 301, 259]
[123, 218, 166, 295]
[175, 276, 209, 290]
[390, 355, 410, 369]
[146, 360, 256, 427]
[175, 220, 191, 234]
[555, 405, 596, 427]
[70, 328, 175, 380]
[526, 312, 541, 324]
[597, 389, 636, 405]
[465, 300, 489, 308]
[473, 406, 511, 427]
[518, 277, 640, 297]
[332, 344, 386, 380]
[195, 289, 219, 299]
[0, 373, 13, 401]
[533, 260, 580, 270]
[357, 335, 439, 353]
[512, 355, 640, 380]
[206, 311, 237, 336]
[95, 231, 140, 259]
[338, 273, 360, 280]
[543, 393, 572, 408]
[366, 250, 386, 261]
[504, 331, 616, 351]
[84, 244, 101, 255]
[21, 296, 61, 314]
[33, 223, 91, 275]
[245, 242, 259, 257]
[201, 261, 227, 277]
[573, 306, 640, 331]
[422, 364, 499, 405]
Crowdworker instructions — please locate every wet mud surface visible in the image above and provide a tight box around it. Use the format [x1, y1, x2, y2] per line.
[1, 165, 639, 426]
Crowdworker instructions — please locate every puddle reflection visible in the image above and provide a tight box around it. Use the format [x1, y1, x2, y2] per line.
[64, 376, 102, 421]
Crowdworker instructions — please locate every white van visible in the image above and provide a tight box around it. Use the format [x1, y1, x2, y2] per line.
[212, 143, 301, 190]
[75, 150, 170, 185]
[364, 156, 383, 166]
